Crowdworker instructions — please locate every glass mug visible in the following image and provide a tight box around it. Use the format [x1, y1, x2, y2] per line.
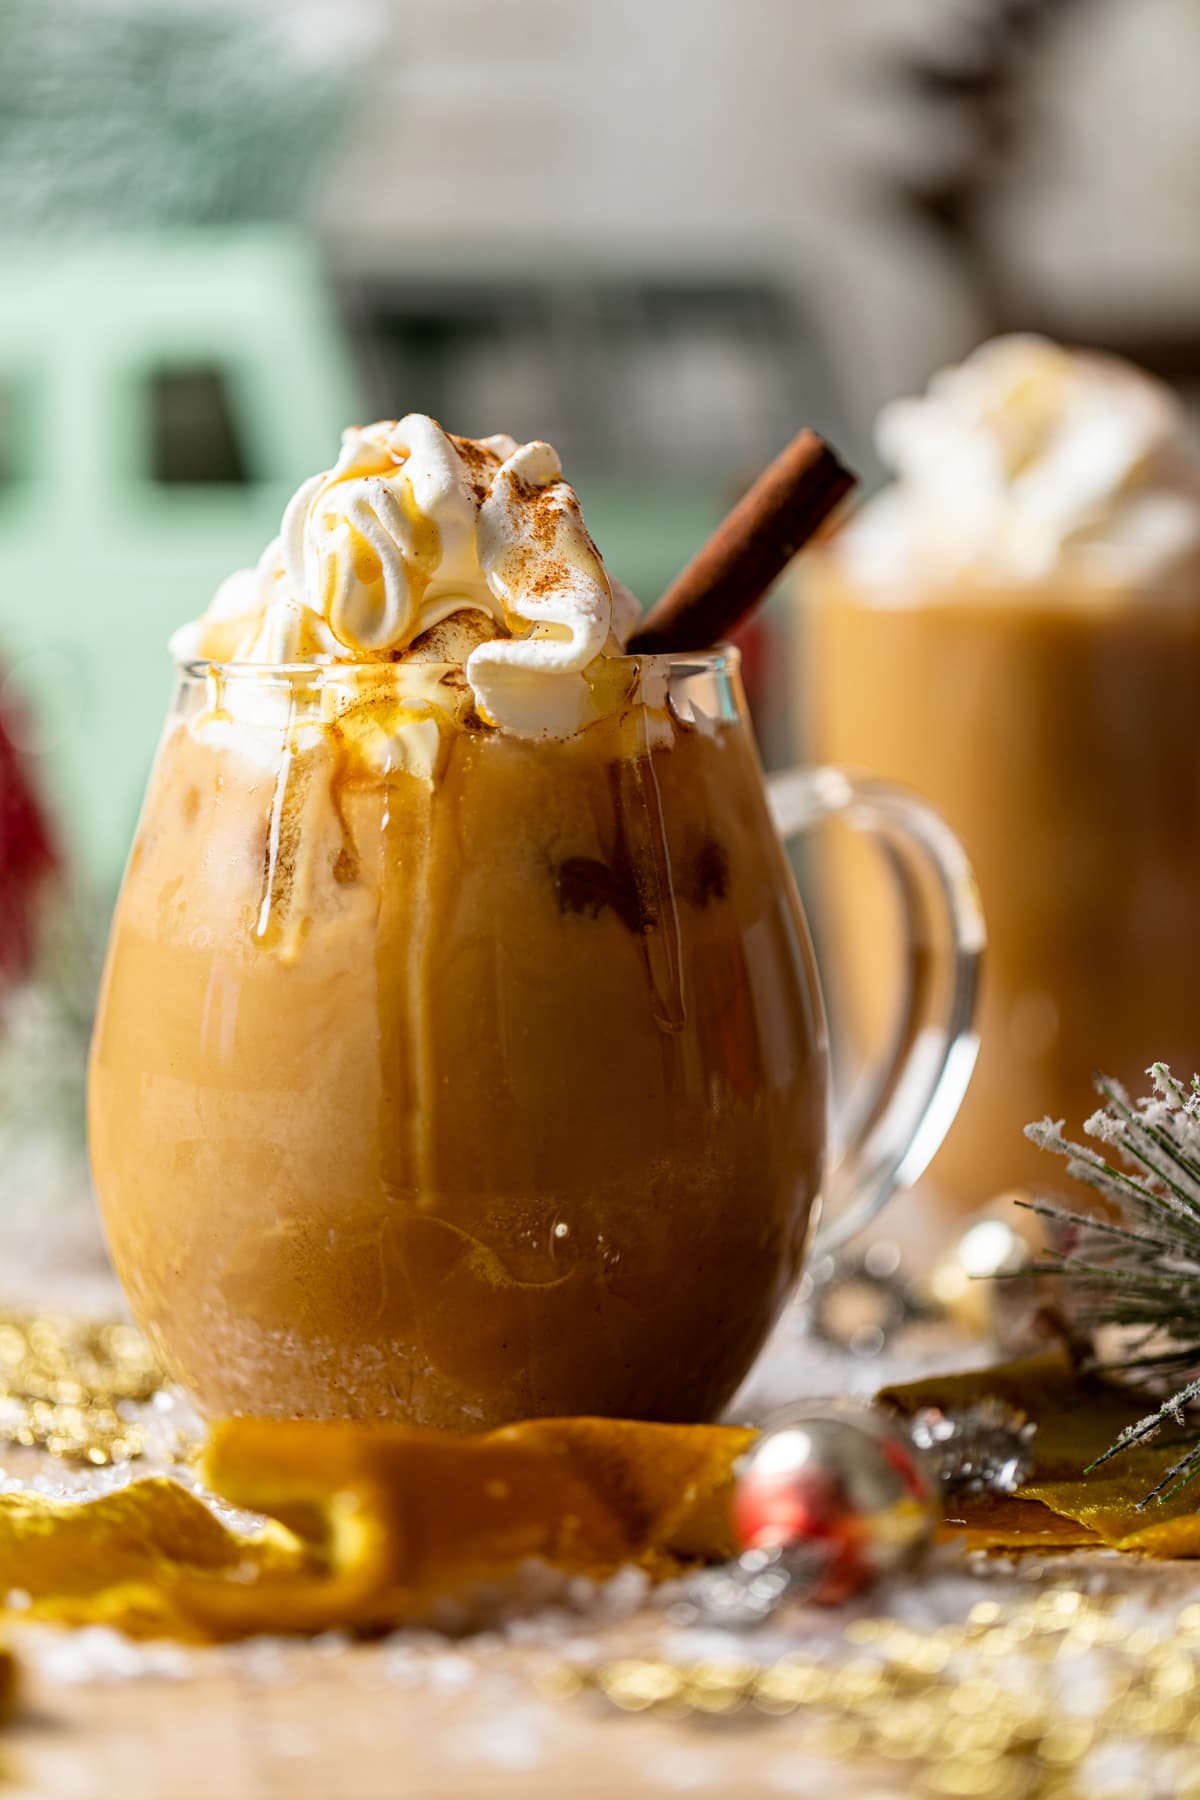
[88, 649, 983, 1428]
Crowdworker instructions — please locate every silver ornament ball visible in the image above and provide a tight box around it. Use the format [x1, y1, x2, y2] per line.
[734, 1401, 938, 1602]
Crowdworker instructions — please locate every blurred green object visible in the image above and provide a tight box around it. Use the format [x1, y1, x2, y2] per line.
[0, 229, 360, 892]
[570, 471, 727, 619]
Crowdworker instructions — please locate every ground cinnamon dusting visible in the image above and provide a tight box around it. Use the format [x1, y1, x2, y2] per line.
[450, 435, 504, 478]
[524, 557, 570, 600]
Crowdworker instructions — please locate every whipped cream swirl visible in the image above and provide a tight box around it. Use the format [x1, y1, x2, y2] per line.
[172, 416, 640, 738]
[838, 336, 1200, 594]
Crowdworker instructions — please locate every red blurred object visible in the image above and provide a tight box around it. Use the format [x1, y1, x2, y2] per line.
[732, 1407, 936, 1605]
[732, 609, 768, 718]
[0, 680, 59, 983]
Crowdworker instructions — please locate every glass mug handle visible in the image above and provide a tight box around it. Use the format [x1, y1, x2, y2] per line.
[767, 765, 986, 1254]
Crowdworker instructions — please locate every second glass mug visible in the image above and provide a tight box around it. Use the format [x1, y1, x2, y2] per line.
[88, 648, 983, 1428]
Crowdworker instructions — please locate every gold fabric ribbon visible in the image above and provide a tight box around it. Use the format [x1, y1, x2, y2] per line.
[0, 1417, 751, 1641]
[0, 1645, 15, 1722]
[1, 1352, 1197, 1646]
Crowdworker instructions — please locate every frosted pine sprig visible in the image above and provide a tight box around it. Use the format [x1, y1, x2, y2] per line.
[1023, 1065, 1200, 1505]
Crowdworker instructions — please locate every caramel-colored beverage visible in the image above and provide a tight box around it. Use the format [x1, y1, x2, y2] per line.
[89, 413, 980, 1424]
[804, 563, 1200, 1210]
[90, 660, 828, 1425]
[800, 336, 1200, 1211]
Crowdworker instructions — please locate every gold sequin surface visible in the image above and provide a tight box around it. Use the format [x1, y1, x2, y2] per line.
[0, 1313, 167, 1465]
[564, 1584, 1200, 1799]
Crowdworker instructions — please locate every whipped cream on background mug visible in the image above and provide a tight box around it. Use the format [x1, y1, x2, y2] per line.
[843, 333, 1200, 594]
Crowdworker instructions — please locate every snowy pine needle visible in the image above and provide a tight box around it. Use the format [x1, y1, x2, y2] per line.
[1024, 1064, 1200, 1506]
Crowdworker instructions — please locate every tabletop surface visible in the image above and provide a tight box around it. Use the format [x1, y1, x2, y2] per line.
[8, 1550, 1193, 1800]
[1, 1198, 1197, 1800]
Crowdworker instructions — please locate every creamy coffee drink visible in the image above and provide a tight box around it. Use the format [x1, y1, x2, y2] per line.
[803, 338, 1200, 1209]
[90, 418, 829, 1425]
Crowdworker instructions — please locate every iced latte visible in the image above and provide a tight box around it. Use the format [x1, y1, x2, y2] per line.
[89, 419, 830, 1425]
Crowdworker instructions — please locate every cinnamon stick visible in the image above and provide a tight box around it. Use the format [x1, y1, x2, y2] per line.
[626, 430, 857, 656]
